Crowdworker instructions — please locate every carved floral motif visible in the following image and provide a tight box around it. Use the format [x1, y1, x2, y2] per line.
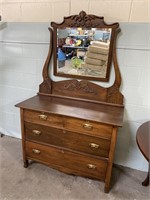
[63, 81, 97, 95]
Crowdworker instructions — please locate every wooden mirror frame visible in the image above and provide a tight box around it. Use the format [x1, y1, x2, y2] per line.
[39, 11, 123, 106]
[51, 11, 119, 82]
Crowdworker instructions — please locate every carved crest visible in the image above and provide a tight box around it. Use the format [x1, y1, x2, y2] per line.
[67, 11, 103, 27]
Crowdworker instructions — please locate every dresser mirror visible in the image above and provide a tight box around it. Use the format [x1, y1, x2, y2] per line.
[51, 11, 119, 82]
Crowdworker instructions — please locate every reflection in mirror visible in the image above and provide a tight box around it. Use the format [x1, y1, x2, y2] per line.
[57, 28, 112, 78]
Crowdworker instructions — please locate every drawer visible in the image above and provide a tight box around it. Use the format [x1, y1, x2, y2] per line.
[26, 141, 107, 180]
[24, 110, 63, 129]
[64, 117, 112, 140]
[25, 122, 111, 158]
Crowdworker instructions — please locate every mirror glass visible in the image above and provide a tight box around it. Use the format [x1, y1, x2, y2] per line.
[56, 27, 112, 79]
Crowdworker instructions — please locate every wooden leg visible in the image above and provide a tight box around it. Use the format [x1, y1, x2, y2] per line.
[104, 128, 118, 193]
[24, 160, 29, 168]
[104, 171, 111, 193]
[142, 173, 149, 186]
[104, 186, 109, 193]
[142, 166, 149, 186]
[0, 133, 4, 137]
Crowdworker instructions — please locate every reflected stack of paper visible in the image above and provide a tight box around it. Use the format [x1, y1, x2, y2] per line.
[81, 41, 109, 77]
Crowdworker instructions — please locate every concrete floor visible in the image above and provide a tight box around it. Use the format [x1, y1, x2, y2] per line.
[0, 135, 149, 200]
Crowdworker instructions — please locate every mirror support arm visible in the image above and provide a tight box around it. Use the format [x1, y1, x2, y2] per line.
[113, 28, 121, 88]
[107, 28, 124, 105]
[42, 27, 53, 79]
[39, 28, 53, 94]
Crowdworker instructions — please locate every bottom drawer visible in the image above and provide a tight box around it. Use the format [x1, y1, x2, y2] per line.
[26, 141, 107, 180]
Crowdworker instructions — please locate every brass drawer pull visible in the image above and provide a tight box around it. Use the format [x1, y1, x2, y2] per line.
[32, 130, 41, 135]
[39, 114, 47, 120]
[87, 164, 96, 170]
[83, 123, 93, 130]
[89, 143, 99, 149]
[32, 149, 41, 154]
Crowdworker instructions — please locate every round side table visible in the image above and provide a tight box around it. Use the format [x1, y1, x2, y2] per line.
[136, 121, 149, 186]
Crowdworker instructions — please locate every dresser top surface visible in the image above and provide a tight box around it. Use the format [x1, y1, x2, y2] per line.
[16, 95, 124, 127]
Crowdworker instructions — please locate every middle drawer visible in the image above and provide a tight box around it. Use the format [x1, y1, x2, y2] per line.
[25, 122, 111, 158]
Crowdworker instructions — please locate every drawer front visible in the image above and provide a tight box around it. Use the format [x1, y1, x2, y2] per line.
[25, 122, 111, 158]
[64, 117, 112, 140]
[24, 110, 112, 140]
[24, 110, 63, 129]
[26, 141, 107, 180]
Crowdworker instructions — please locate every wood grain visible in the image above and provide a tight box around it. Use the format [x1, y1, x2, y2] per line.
[26, 141, 108, 180]
[16, 95, 124, 127]
[25, 122, 111, 158]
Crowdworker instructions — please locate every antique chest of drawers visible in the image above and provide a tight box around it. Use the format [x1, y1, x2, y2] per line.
[15, 10, 124, 194]
[16, 95, 124, 193]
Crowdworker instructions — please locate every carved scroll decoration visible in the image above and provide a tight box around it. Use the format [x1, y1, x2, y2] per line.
[51, 10, 119, 29]
[67, 11, 103, 27]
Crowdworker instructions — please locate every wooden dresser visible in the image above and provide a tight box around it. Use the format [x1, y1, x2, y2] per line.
[16, 93, 124, 193]
[16, 11, 124, 193]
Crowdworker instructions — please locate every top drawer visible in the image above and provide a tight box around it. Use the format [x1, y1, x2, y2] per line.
[24, 110, 63, 129]
[24, 109, 112, 140]
[64, 117, 112, 140]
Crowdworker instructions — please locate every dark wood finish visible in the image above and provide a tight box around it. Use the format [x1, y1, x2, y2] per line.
[142, 168, 149, 186]
[105, 127, 118, 192]
[16, 94, 124, 192]
[16, 95, 124, 127]
[136, 121, 149, 186]
[26, 141, 108, 180]
[24, 109, 63, 129]
[20, 109, 29, 168]
[63, 117, 113, 138]
[25, 122, 111, 158]
[16, 11, 124, 193]
[136, 121, 149, 162]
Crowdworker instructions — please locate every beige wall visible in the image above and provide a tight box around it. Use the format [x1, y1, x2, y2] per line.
[0, 0, 149, 22]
